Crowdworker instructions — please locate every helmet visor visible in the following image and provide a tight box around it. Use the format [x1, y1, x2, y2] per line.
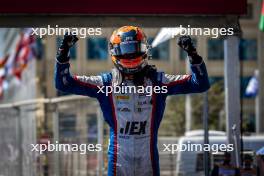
[111, 41, 147, 57]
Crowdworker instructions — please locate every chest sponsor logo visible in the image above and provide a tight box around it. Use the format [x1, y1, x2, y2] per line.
[117, 107, 131, 112]
[137, 100, 149, 105]
[120, 121, 147, 135]
[116, 101, 129, 105]
[137, 107, 151, 112]
[138, 93, 147, 97]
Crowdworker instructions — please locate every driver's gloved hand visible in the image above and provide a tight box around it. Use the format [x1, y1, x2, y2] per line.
[178, 35, 202, 64]
[56, 32, 79, 63]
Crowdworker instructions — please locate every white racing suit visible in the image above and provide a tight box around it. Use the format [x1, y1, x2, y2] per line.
[55, 60, 210, 176]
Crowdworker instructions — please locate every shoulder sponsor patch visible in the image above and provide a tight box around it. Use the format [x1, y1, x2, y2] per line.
[116, 95, 130, 100]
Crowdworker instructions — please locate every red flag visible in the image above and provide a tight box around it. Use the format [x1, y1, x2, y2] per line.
[13, 30, 34, 63]
[4, 32, 26, 76]
[0, 54, 10, 68]
[0, 69, 6, 98]
[13, 46, 31, 80]
[3, 28, 36, 83]
[11, 29, 35, 80]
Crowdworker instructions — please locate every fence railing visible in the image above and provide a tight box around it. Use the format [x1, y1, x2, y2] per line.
[0, 95, 178, 176]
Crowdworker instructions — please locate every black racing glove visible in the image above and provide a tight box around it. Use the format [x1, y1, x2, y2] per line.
[178, 35, 202, 64]
[56, 33, 79, 63]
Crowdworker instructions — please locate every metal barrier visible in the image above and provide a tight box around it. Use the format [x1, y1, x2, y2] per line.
[0, 96, 103, 176]
[0, 96, 177, 176]
[0, 106, 37, 176]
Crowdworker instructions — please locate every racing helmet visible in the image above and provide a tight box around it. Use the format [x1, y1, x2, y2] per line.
[109, 26, 151, 74]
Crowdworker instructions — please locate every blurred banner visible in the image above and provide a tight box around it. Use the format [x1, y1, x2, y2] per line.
[0, 28, 40, 98]
[0, 0, 246, 14]
[259, 1, 264, 31]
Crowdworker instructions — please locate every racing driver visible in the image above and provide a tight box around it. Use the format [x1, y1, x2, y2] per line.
[55, 26, 210, 176]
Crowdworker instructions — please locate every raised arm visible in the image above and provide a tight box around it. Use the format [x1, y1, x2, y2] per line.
[163, 36, 210, 95]
[54, 33, 102, 98]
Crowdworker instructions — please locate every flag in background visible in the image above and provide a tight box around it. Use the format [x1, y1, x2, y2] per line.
[5, 28, 35, 80]
[152, 28, 183, 48]
[0, 68, 8, 98]
[260, 0, 264, 31]
[0, 28, 39, 98]
[0, 54, 9, 68]
[4, 32, 27, 76]
[13, 45, 31, 79]
[0, 69, 4, 97]
[245, 70, 259, 97]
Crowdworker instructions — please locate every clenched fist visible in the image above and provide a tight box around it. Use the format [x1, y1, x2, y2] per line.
[57, 33, 79, 63]
[177, 35, 196, 55]
[178, 35, 202, 64]
[61, 33, 79, 48]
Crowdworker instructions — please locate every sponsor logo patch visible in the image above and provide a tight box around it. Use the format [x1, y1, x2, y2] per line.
[116, 101, 129, 105]
[137, 101, 148, 105]
[137, 107, 151, 112]
[119, 121, 147, 135]
[116, 95, 130, 100]
[117, 107, 131, 112]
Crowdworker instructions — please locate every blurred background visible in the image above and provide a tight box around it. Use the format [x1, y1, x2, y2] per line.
[0, 0, 264, 176]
